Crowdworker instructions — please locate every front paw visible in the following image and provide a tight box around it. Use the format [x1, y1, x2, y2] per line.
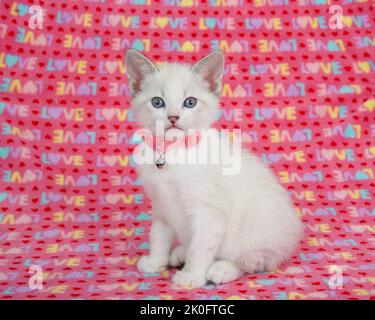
[169, 245, 186, 267]
[137, 255, 166, 273]
[172, 270, 207, 289]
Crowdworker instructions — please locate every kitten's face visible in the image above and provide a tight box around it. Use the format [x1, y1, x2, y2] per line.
[125, 50, 224, 135]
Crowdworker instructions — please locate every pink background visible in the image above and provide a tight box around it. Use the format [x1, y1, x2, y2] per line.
[0, 0, 374, 299]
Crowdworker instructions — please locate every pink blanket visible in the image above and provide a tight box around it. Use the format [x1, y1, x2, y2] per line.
[0, 0, 374, 299]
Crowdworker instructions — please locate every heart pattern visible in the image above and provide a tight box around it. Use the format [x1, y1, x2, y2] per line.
[0, 1, 374, 300]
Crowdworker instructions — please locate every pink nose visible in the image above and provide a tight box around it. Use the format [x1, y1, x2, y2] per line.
[168, 115, 179, 124]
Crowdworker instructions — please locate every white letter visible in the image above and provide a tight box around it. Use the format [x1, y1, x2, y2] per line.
[329, 5, 343, 30]
[29, 265, 43, 290]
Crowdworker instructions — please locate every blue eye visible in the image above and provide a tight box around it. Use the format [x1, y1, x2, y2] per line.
[183, 97, 197, 108]
[151, 97, 165, 108]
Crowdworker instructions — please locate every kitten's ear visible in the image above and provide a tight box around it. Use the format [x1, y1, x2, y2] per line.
[192, 50, 224, 96]
[125, 49, 157, 96]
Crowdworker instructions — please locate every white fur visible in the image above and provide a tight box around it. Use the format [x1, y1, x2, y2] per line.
[126, 50, 304, 288]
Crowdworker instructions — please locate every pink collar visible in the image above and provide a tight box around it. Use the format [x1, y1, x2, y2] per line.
[143, 131, 201, 153]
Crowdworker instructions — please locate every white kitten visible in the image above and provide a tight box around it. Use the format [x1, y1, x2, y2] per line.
[125, 49, 304, 288]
